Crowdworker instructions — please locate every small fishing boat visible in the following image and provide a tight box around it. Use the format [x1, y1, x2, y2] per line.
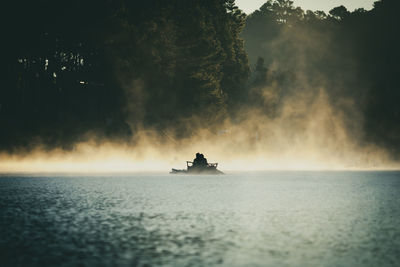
[171, 161, 224, 175]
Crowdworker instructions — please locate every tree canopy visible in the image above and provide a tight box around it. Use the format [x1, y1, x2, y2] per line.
[1, 0, 249, 150]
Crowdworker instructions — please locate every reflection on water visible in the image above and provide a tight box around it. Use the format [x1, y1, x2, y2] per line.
[1, 172, 400, 266]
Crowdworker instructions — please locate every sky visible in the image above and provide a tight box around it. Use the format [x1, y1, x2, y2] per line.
[235, 0, 376, 14]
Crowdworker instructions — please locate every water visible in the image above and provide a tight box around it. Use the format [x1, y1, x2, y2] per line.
[1, 171, 400, 266]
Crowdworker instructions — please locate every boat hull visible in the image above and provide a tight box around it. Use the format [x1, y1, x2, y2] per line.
[170, 168, 224, 175]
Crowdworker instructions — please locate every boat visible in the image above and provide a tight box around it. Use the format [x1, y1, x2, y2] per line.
[170, 161, 224, 175]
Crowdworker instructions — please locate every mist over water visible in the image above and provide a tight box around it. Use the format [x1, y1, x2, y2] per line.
[1, 100, 398, 173]
[0, 127, 397, 173]
[1, 84, 398, 173]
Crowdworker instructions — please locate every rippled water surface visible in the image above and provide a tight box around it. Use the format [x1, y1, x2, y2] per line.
[1, 171, 400, 266]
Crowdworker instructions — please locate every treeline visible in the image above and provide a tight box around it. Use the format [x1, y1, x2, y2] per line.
[1, 0, 249, 151]
[242, 0, 400, 155]
[1, 0, 399, 156]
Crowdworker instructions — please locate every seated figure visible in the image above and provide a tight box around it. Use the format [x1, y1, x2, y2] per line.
[199, 153, 208, 166]
[193, 153, 201, 166]
[193, 153, 208, 168]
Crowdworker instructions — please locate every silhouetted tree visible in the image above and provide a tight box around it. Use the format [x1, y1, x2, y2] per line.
[329, 6, 350, 20]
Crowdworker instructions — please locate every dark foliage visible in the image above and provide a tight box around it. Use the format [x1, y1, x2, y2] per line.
[1, 0, 249, 151]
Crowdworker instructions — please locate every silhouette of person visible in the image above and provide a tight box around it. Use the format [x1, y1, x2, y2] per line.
[193, 153, 208, 168]
[193, 153, 201, 167]
[199, 153, 208, 167]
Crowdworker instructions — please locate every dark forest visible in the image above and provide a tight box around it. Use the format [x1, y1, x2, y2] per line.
[1, 0, 399, 159]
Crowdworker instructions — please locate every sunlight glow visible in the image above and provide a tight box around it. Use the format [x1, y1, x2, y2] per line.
[235, 0, 375, 14]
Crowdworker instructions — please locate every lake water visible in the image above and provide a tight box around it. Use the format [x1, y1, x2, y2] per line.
[1, 171, 400, 266]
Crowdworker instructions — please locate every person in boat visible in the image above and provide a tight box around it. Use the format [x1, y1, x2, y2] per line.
[193, 153, 201, 166]
[199, 153, 208, 167]
[193, 153, 208, 169]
